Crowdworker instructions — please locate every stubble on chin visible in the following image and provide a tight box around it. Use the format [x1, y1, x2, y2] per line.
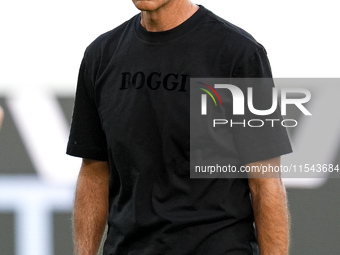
[132, 0, 171, 12]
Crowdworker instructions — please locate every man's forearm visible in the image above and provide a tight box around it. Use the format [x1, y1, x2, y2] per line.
[73, 159, 110, 255]
[248, 158, 290, 255]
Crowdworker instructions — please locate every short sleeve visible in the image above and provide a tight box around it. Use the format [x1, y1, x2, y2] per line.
[66, 56, 108, 161]
[232, 48, 293, 165]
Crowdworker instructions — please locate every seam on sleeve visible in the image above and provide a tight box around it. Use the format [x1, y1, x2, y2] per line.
[232, 48, 266, 77]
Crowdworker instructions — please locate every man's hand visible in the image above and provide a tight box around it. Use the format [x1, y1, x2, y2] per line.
[73, 159, 110, 255]
[247, 157, 290, 255]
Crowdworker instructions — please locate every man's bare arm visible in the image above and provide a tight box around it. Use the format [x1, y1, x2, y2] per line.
[73, 159, 110, 255]
[247, 157, 290, 255]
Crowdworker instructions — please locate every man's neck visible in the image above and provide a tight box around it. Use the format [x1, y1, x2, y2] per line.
[140, 1, 199, 32]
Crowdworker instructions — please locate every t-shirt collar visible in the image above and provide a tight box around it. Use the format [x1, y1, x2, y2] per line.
[135, 5, 208, 44]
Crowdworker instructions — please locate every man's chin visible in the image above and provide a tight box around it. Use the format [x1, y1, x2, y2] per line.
[132, 0, 169, 12]
[133, 1, 157, 11]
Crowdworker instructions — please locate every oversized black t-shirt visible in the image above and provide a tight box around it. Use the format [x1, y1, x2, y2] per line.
[67, 6, 292, 255]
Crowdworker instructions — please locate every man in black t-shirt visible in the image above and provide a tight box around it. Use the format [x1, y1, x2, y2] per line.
[67, 1, 292, 254]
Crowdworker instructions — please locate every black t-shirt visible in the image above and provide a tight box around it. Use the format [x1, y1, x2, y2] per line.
[67, 6, 292, 255]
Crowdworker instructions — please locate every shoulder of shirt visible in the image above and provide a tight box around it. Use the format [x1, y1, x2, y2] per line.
[204, 8, 267, 54]
[82, 13, 138, 60]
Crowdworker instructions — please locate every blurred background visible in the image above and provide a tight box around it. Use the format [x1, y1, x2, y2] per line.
[0, 0, 339, 254]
